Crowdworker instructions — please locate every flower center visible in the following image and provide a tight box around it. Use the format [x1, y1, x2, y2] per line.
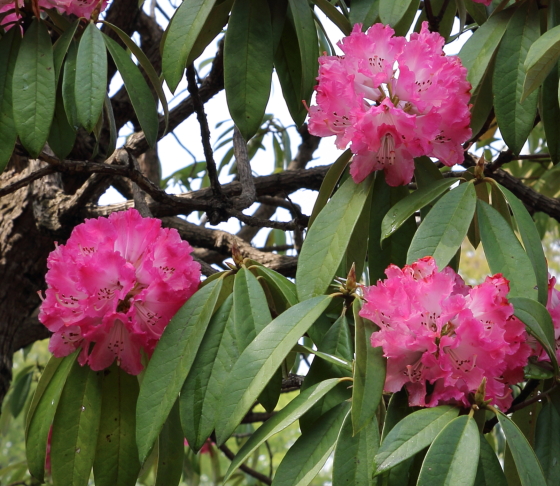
[378, 133, 396, 166]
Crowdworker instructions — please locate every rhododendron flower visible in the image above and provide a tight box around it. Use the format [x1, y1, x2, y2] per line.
[360, 257, 530, 409]
[39, 209, 201, 375]
[307, 22, 471, 186]
[531, 275, 560, 363]
[1, 0, 107, 29]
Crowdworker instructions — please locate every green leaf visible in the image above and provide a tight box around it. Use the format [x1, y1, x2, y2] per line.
[308, 150, 352, 228]
[12, 19, 56, 157]
[26, 353, 77, 482]
[469, 53, 495, 138]
[233, 267, 272, 352]
[75, 22, 107, 133]
[0, 28, 20, 172]
[103, 35, 159, 148]
[477, 200, 538, 300]
[272, 402, 350, 486]
[287, 0, 319, 110]
[496, 185, 548, 306]
[224, 0, 273, 140]
[464, 0, 487, 26]
[52, 19, 79, 86]
[274, 9, 307, 126]
[417, 415, 480, 486]
[540, 62, 560, 164]
[102, 21, 170, 135]
[379, 0, 416, 27]
[475, 433, 508, 486]
[459, 7, 514, 94]
[104, 93, 117, 157]
[333, 411, 379, 486]
[297, 176, 374, 301]
[155, 400, 184, 486]
[349, 0, 380, 28]
[493, 0, 539, 155]
[381, 178, 459, 242]
[523, 24, 560, 101]
[352, 299, 385, 436]
[136, 278, 224, 463]
[374, 406, 460, 475]
[535, 399, 560, 485]
[62, 40, 78, 128]
[10, 367, 33, 419]
[251, 265, 298, 311]
[295, 344, 353, 372]
[93, 365, 141, 486]
[312, 0, 352, 35]
[407, 182, 476, 269]
[51, 363, 102, 486]
[180, 294, 233, 452]
[223, 378, 341, 483]
[392, 0, 420, 37]
[497, 411, 547, 486]
[369, 173, 416, 283]
[381, 389, 412, 441]
[162, 0, 217, 93]
[510, 297, 558, 373]
[48, 89, 76, 159]
[215, 295, 333, 444]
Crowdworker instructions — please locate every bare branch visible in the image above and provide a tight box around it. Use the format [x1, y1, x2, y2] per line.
[0, 166, 55, 198]
[232, 126, 257, 210]
[219, 443, 272, 485]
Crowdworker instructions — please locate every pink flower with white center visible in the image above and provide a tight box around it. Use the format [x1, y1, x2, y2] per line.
[360, 257, 531, 410]
[39, 209, 201, 375]
[307, 22, 471, 186]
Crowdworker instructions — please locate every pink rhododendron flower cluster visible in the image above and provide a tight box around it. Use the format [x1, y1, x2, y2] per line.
[307, 22, 471, 186]
[532, 275, 560, 363]
[39, 209, 201, 375]
[360, 257, 531, 410]
[0, 0, 107, 29]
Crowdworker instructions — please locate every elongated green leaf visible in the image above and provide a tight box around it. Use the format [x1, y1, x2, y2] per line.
[407, 182, 476, 269]
[510, 297, 558, 372]
[349, 0, 380, 28]
[381, 390, 411, 441]
[352, 299, 385, 436]
[102, 21, 169, 134]
[162, 0, 217, 92]
[464, 0, 487, 26]
[313, 0, 351, 35]
[369, 173, 416, 282]
[535, 399, 560, 486]
[103, 35, 158, 148]
[523, 24, 560, 101]
[75, 22, 107, 133]
[180, 294, 233, 452]
[136, 278, 224, 463]
[540, 63, 560, 164]
[93, 365, 140, 486]
[26, 353, 77, 482]
[477, 200, 537, 300]
[296, 344, 353, 372]
[496, 185, 548, 306]
[494, 1, 539, 154]
[104, 93, 117, 157]
[53, 19, 79, 86]
[12, 19, 56, 157]
[392, 0, 420, 37]
[223, 378, 341, 482]
[374, 406, 460, 475]
[10, 368, 33, 419]
[0, 28, 20, 171]
[308, 150, 352, 228]
[233, 267, 272, 352]
[333, 412, 379, 486]
[62, 41, 78, 128]
[497, 411, 547, 486]
[215, 295, 333, 444]
[251, 265, 298, 310]
[475, 434, 508, 486]
[297, 176, 374, 300]
[224, 0, 273, 140]
[48, 89, 76, 159]
[379, 0, 415, 27]
[469, 53, 495, 138]
[51, 364, 102, 486]
[272, 402, 350, 486]
[381, 178, 459, 242]
[287, 0, 319, 109]
[155, 400, 184, 486]
[459, 8, 514, 93]
[417, 415, 479, 486]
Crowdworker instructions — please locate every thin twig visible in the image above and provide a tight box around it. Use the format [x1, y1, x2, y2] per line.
[186, 64, 223, 199]
[232, 126, 257, 210]
[228, 208, 307, 231]
[219, 443, 272, 485]
[0, 166, 55, 198]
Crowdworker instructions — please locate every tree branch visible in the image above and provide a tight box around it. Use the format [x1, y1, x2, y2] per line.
[232, 126, 257, 210]
[219, 443, 272, 485]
